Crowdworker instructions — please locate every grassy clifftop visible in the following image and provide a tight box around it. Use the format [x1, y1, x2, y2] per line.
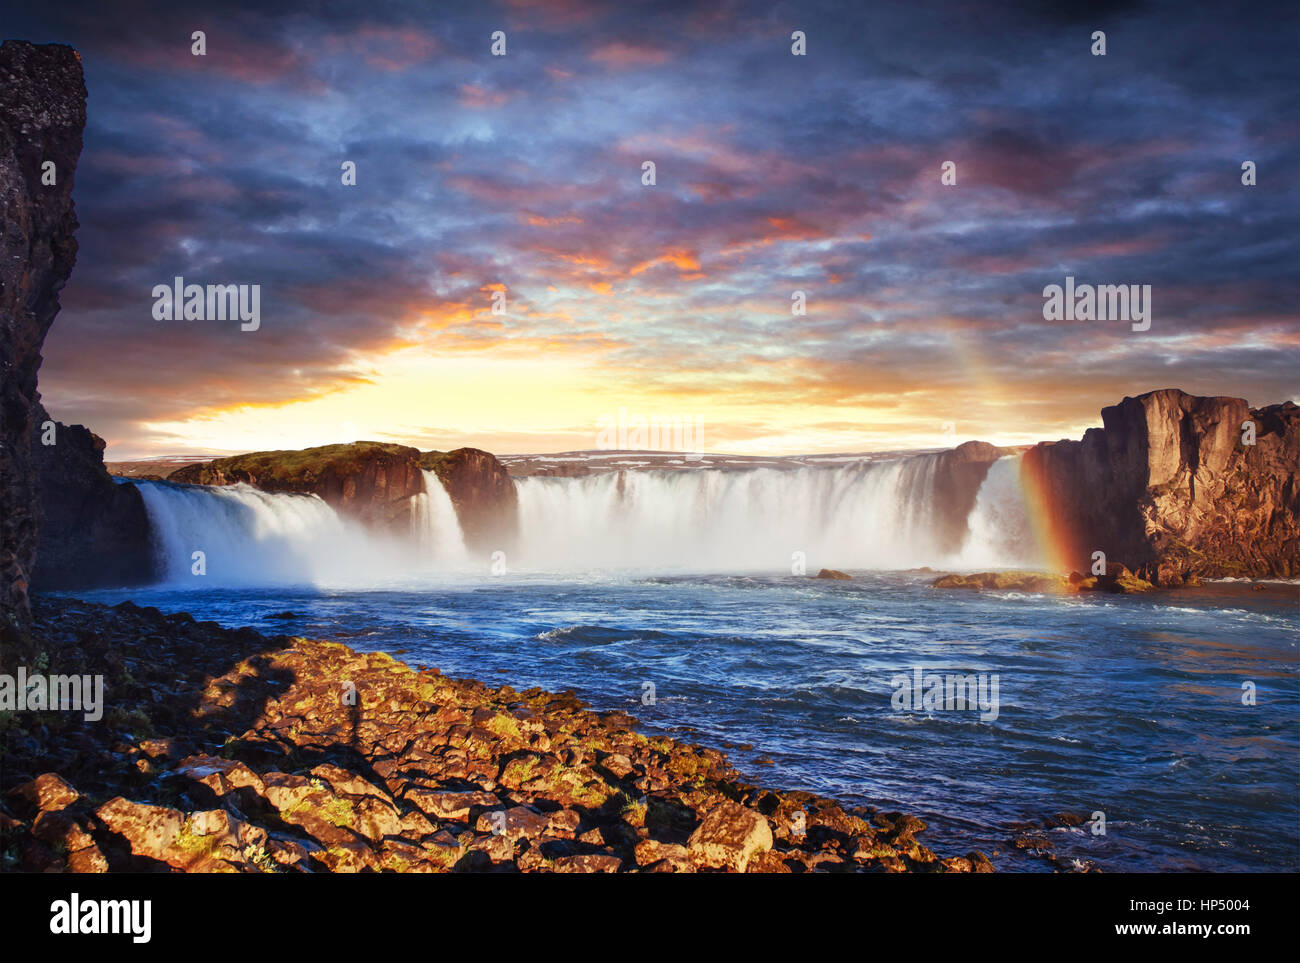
[168, 442, 420, 488]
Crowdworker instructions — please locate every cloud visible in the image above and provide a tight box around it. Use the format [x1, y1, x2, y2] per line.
[10, 0, 1296, 456]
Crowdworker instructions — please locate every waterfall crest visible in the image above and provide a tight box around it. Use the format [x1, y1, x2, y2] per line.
[137, 481, 381, 585]
[137, 473, 471, 587]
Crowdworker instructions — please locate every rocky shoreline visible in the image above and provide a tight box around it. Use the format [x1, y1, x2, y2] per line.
[0, 598, 991, 873]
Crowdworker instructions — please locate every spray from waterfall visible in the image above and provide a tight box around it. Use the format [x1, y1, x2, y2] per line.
[957, 456, 1043, 569]
[137, 473, 472, 587]
[137, 481, 386, 585]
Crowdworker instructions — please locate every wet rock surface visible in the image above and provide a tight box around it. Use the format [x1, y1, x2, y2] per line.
[931, 567, 1155, 594]
[1, 597, 987, 873]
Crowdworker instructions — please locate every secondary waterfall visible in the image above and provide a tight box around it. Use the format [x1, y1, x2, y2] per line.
[137, 472, 470, 587]
[960, 456, 1041, 569]
[137, 481, 384, 585]
[513, 453, 1038, 572]
[411, 470, 469, 564]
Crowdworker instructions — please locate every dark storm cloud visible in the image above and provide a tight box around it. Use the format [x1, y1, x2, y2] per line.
[5, 0, 1297, 452]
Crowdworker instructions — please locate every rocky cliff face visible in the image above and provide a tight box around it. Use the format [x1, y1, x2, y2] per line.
[929, 441, 1003, 555]
[29, 407, 155, 591]
[1022, 389, 1299, 584]
[0, 42, 87, 632]
[168, 442, 519, 551]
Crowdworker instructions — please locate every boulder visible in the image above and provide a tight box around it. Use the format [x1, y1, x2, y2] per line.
[95, 797, 185, 862]
[815, 568, 852, 580]
[687, 800, 773, 872]
[10, 772, 79, 812]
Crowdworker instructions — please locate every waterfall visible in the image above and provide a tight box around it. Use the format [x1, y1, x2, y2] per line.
[512, 452, 1035, 572]
[957, 456, 1042, 569]
[136, 481, 387, 586]
[411, 470, 469, 564]
[132, 451, 1038, 586]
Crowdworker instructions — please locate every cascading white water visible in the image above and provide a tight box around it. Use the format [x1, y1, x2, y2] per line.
[137, 474, 472, 587]
[957, 456, 1043, 569]
[137, 481, 391, 585]
[411, 470, 469, 564]
[513, 453, 1036, 572]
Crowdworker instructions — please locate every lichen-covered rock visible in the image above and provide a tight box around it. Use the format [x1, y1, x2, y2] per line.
[931, 571, 1071, 593]
[687, 800, 773, 872]
[10, 772, 80, 812]
[95, 797, 185, 863]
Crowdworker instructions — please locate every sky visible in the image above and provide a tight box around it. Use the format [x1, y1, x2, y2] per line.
[8, 0, 1299, 458]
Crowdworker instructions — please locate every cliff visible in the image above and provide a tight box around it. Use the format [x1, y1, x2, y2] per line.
[168, 442, 427, 530]
[0, 42, 87, 633]
[168, 442, 518, 552]
[929, 441, 1003, 555]
[1022, 389, 1299, 584]
[29, 407, 155, 591]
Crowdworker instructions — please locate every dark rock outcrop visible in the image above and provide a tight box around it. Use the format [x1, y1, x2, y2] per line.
[168, 442, 519, 551]
[929, 441, 1004, 554]
[29, 406, 154, 590]
[0, 41, 86, 631]
[931, 569, 1154, 594]
[815, 568, 852, 580]
[1022, 389, 1299, 584]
